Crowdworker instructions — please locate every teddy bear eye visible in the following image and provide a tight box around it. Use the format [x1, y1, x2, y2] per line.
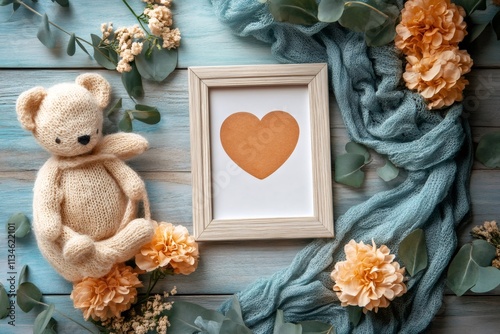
[55, 138, 61, 144]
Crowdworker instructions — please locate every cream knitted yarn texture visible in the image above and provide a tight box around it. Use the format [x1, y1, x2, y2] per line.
[16, 73, 155, 282]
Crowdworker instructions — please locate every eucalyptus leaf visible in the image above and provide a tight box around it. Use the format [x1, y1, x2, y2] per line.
[118, 113, 133, 133]
[469, 1, 500, 25]
[121, 61, 144, 99]
[219, 318, 253, 334]
[347, 306, 362, 327]
[364, 10, 397, 47]
[273, 310, 302, 334]
[33, 304, 55, 334]
[7, 213, 31, 238]
[131, 109, 161, 125]
[377, 159, 399, 182]
[345, 142, 370, 163]
[471, 239, 496, 266]
[0, 0, 14, 6]
[67, 33, 76, 56]
[135, 41, 177, 82]
[90, 34, 116, 70]
[470, 266, 500, 293]
[75, 38, 91, 57]
[106, 98, 123, 117]
[0, 284, 9, 319]
[42, 318, 58, 334]
[452, 0, 485, 15]
[17, 282, 42, 312]
[269, 0, 319, 25]
[447, 243, 480, 296]
[475, 131, 500, 168]
[194, 316, 221, 333]
[18, 264, 28, 287]
[54, 0, 69, 7]
[225, 295, 245, 325]
[398, 229, 428, 276]
[163, 301, 225, 334]
[334, 153, 366, 188]
[300, 320, 335, 333]
[13, 1, 20, 10]
[493, 11, 500, 40]
[317, 0, 344, 23]
[467, 23, 489, 43]
[37, 14, 56, 49]
[339, 1, 387, 33]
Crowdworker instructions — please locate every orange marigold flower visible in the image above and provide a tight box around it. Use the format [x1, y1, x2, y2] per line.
[135, 221, 199, 275]
[403, 47, 472, 109]
[395, 0, 467, 56]
[331, 240, 407, 313]
[70, 263, 142, 321]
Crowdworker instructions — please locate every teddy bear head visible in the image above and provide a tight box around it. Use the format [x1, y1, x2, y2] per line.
[16, 73, 111, 157]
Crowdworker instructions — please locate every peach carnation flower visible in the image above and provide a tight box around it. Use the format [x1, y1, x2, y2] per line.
[395, 0, 467, 56]
[70, 263, 142, 321]
[403, 47, 472, 109]
[331, 239, 407, 313]
[136, 222, 199, 275]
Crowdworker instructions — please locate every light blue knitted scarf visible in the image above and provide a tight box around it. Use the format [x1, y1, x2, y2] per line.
[211, 1, 473, 333]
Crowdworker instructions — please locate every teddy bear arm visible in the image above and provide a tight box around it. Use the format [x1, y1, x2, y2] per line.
[33, 160, 63, 241]
[103, 159, 146, 201]
[94, 133, 148, 160]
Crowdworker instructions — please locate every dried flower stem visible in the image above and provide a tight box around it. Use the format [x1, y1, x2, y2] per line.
[121, 0, 148, 32]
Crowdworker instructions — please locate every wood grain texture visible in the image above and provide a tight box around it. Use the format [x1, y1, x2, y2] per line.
[0, 0, 499, 332]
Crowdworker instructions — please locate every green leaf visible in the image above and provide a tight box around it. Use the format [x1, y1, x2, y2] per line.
[447, 243, 480, 296]
[467, 23, 489, 43]
[364, 8, 398, 47]
[131, 109, 161, 125]
[225, 296, 245, 325]
[377, 159, 399, 182]
[471, 239, 496, 267]
[347, 306, 362, 327]
[269, 0, 319, 25]
[54, 0, 69, 7]
[453, 0, 485, 15]
[492, 11, 500, 40]
[135, 41, 178, 82]
[13, 1, 20, 10]
[194, 316, 221, 333]
[41, 318, 57, 334]
[0, 284, 9, 319]
[90, 34, 117, 70]
[7, 213, 31, 238]
[469, 2, 499, 25]
[75, 38, 91, 57]
[273, 310, 302, 334]
[33, 304, 55, 334]
[121, 61, 144, 99]
[334, 153, 366, 188]
[106, 98, 123, 117]
[163, 301, 225, 334]
[0, 0, 14, 6]
[318, 0, 344, 23]
[219, 318, 253, 334]
[345, 142, 370, 163]
[67, 33, 76, 56]
[37, 14, 56, 49]
[339, 1, 387, 33]
[398, 229, 428, 276]
[17, 282, 42, 313]
[300, 320, 335, 333]
[119, 112, 133, 133]
[470, 266, 500, 293]
[18, 264, 28, 287]
[475, 131, 500, 168]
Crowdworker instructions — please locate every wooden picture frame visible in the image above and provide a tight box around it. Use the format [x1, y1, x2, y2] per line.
[189, 63, 333, 241]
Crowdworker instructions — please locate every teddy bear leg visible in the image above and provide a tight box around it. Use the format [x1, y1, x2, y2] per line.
[62, 234, 96, 264]
[96, 218, 155, 264]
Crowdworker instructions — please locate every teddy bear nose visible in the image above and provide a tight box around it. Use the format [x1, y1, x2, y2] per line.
[78, 135, 91, 145]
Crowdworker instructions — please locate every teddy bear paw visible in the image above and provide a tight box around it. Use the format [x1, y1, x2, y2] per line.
[63, 235, 96, 264]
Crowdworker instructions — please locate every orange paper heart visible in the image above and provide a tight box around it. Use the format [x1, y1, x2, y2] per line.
[220, 111, 300, 179]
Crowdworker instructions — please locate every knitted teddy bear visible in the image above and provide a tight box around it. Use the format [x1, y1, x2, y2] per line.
[16, 73, 155, 282]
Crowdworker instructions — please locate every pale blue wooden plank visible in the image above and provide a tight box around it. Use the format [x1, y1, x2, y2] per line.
[0, 0, 276, 69]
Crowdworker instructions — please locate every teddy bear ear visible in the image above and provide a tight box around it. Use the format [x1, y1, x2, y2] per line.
[16, 87, 47, 131]
[75, 73, 111, 109]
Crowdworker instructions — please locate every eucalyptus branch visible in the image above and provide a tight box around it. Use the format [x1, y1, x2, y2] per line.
[14, 0, 116, 65]
[121, 0, 148, 32]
